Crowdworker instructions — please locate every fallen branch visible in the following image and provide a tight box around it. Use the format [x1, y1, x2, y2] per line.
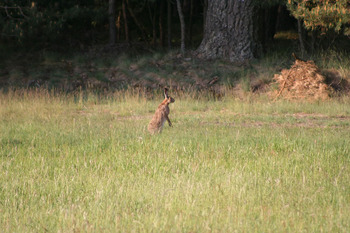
[0, 6, 29, 20]
[273, 68, 293, 101]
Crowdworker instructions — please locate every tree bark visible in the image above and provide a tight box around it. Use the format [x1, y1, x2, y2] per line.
[108, 0, 116, 45]
[196, 0, 255, 62]
[176, 0, 185, 54]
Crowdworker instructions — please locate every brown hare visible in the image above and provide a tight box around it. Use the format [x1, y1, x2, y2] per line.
[148, 88, 175, 134]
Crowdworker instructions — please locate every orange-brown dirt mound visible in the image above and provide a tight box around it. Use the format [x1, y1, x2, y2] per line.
[273, 59, 332, 101]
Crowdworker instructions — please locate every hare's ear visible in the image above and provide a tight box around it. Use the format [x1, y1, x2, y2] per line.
[164, 88, 169, 99]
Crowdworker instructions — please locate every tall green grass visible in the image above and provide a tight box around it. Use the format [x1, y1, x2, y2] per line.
[1, 89, 350, 232]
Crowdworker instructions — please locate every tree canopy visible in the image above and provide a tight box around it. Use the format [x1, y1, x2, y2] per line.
[287, 0, 350, 31]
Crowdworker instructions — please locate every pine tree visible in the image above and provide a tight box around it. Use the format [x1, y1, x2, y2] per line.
[287, 0, 350, 32]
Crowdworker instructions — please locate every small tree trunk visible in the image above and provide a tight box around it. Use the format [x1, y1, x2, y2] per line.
[147, 1, 157, 46]
[311, 30, 317, 53]
[167, 0, 172, 49]
[275, 5, 282, 33]
[117, 11, 121, 41]
[176, 0, 185, 54]
[159, 0, 165, 47]
[264, 6, 277, 45]
[188, 0, 194, 47]
[152, 4, 157, 46]
[297, 18, 306, 56]
[108, 0, 116, 45]
[122, 0, 129, 43]
[253, 7, 264, 56]
[126, 0, 148, 43]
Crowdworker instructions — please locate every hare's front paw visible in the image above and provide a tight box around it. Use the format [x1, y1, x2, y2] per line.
[169, 122, 172, 127]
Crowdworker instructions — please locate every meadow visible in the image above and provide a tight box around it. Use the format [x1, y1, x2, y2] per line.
[1, 89, 350, 232]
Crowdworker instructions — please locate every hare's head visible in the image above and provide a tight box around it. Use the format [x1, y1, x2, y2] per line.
[164, 88, 175, 104]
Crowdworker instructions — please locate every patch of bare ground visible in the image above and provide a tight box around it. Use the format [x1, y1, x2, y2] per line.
[284, 112, 350, 120]
[199, 113, 350, 129]
[200, 120, 347, 129]
[73, 108, 151, 120]
[115, 115, 150, 120]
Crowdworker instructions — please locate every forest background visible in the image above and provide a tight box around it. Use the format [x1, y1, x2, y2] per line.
[1, 0, 349, 93]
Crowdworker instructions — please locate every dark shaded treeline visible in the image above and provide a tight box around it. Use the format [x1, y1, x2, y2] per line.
[0, 0, 349, 55]
[0, 1, 291, 48]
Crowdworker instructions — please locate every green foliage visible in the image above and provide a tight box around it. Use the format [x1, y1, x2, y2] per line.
[287, 0, 350, 31]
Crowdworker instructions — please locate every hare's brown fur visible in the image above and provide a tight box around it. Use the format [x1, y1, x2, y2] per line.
[148, 88, 175, 134]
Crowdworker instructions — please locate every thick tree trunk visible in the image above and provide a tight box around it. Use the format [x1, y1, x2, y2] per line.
[197, 0, 255, 62]
[108, 0, 116, 45]
[176, 0, 185, 54]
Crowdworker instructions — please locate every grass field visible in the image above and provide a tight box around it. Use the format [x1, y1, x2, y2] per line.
[1, 89, 350, 232]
